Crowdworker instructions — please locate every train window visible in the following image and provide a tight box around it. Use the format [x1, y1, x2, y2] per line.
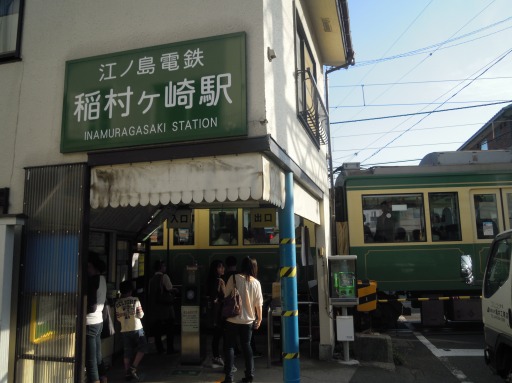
[242, 208, 279, 245]
[210, 209, 238, 245]
[362, 194, 425, 243]
[483, 237, 511, 297]
[150, 225, 164, 246]
[170, 211, 195, 246]
[474, 194, 499, 239]
[173, 228, 194, 246]
[428, 192, 461, 241]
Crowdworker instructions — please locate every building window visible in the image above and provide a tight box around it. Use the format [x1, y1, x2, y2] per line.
[295, 16, 328, 147]
[480, 139, 488, 150]
[0, 0, 24, 62]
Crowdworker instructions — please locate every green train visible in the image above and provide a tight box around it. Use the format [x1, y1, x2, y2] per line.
[334, 150, 512, 327]
[149, 208, 317, 300]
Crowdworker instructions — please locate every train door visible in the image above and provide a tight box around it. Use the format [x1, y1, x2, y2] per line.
[469, 189, 504, 284]
[501, 188, 512, 231]
[470, 189, 504, 241]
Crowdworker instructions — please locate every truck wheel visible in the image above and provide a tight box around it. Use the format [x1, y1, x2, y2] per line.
[502, 349, 512, 383]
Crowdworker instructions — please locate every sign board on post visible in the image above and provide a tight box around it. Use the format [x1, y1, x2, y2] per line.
[61, 33, 247, 153]
[336, 316, 354, 341]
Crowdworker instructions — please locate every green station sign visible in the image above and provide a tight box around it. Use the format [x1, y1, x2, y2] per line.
[61, 33, 246, 153]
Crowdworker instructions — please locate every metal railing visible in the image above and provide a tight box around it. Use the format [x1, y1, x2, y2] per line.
[297, 69, 329, 146]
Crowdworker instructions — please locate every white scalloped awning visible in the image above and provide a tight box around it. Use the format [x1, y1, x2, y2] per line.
[90, 154, 285, 209]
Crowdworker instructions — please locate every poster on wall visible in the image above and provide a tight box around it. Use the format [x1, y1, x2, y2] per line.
[61, 33, 247, 153]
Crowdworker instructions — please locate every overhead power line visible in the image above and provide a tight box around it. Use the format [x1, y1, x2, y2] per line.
[333, 100, 511, 109]
[357, 2, 508, 163]
[330, 76, 512, 89]
[330, 100, 512, 124]
[332, 141, 464, 153]
[352, 16, 512, 67]
[331, 122, 484, 139]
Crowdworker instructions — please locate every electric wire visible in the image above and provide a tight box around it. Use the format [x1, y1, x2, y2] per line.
[330, 76, 512, 90]
[331, 1, 433, 109]
[331, 100, 512, 124]
[333, 127, 512, 170]
[359, 47, 512, 163]
[333, 141, 465, 153]
[331, 1, 504, 167]
[331, 122, 484, 139]
[352, 16, 512, 67]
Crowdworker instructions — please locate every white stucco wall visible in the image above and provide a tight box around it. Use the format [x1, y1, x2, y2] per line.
[2, 0, 331, 212]
[1, 0, 270, 212]
[263, 0, 330, 193]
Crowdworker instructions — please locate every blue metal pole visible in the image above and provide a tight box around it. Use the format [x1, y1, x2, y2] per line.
[279, 172, 300, 383]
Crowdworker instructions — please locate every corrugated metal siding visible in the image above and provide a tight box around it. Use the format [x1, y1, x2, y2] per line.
[17, 164, 87, 383]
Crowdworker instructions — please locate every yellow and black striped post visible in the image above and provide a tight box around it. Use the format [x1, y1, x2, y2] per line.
[279, 172, 300, 383]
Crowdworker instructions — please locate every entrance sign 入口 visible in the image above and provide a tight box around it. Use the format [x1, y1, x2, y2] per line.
[61, 33, 247, 153]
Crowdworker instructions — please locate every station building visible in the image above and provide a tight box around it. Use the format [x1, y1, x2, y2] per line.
[0, 1, 354, 381]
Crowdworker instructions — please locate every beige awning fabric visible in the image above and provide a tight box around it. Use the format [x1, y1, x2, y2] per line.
[90, 154, 285, 209]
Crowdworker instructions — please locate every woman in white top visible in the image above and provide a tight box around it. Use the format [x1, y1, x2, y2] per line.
[222, 257, 263, 383]
[85, 253, 107, 383]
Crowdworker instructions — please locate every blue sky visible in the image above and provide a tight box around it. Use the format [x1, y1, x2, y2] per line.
[328, 0, 512, 171]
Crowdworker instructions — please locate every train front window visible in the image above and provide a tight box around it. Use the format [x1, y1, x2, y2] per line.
[362, 194, 425, 243]
[474, 194, 499, 239]
[428, 192, 461, 241]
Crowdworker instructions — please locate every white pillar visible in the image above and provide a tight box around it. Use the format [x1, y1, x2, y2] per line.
[316, 198, 335, 360]
[0, 215, 25, 383]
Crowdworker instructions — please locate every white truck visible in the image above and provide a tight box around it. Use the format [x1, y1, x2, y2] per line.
[479, 229, 512, 381]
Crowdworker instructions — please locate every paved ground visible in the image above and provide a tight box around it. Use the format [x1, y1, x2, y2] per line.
[104, 332, 358, 383]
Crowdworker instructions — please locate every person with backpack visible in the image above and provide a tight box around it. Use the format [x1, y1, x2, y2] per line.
[147, 260, 178, 354]
[115, 280, 148, 381]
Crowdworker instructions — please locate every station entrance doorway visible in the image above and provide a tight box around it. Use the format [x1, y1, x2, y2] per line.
[17, 154, 320, 381]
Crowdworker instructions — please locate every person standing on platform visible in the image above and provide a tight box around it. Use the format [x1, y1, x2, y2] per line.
[222, 257, 263, 383]
[249, 258, 263, 359]
[148, 260, 178, 354]
[86, 252, 108, 383]
[115, 280, 148, 381]
[208, 260, 226, 369]
[224, 256, 237, 282]
[224, 256, 241, 357]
